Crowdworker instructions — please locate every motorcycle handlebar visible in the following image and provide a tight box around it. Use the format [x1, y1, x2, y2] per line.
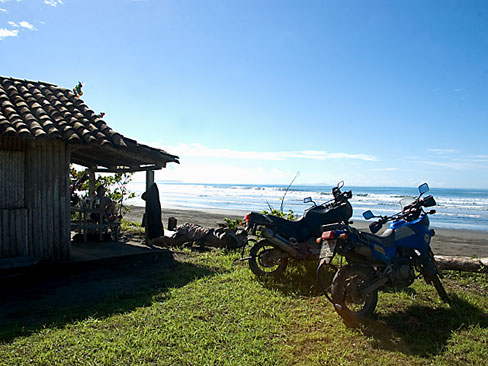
[333, 190, 352, 202]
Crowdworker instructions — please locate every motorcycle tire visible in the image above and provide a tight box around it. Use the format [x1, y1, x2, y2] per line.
[249, 240, 288, 277]
[331, 265, 378, 322]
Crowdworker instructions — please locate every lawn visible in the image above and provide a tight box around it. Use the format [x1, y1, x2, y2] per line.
[0, 248, 487, 365]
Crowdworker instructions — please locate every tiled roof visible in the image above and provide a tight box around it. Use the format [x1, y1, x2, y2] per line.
[0, 76, 179, 170]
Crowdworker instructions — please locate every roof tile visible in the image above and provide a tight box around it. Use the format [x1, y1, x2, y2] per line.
[0, 76, 179, 166]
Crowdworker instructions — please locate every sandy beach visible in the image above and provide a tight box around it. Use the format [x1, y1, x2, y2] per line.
[124, 205, 488, 257]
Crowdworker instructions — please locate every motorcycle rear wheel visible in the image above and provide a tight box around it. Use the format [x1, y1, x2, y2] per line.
[249, 240, 288, 277]
[331, 265, 378, 322]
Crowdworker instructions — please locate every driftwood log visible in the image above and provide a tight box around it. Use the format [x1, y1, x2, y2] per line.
[435, 255, 488, 273]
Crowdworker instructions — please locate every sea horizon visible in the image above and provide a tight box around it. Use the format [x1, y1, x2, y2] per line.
[123, 181, 488, 232]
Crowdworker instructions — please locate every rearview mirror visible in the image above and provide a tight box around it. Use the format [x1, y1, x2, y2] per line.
[362, 210, 374, 220]
[419, 183, 429, 195]
[303, 197, 312, 204]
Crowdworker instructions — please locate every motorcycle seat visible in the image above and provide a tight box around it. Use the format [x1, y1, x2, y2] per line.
[359, 229, 395, 247]
[267, 215, 309, 242]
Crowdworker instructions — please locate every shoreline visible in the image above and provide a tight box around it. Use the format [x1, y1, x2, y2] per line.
[124, 205, 488, 257]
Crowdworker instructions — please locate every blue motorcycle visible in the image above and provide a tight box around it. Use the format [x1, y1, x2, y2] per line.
[318, 183, 449, 322]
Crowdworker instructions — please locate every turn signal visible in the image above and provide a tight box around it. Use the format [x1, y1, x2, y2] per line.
[339, 233, 348, 239]
[243, 214, 251, 224]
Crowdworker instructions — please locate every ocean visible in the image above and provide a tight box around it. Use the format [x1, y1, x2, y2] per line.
[126, 182, 488, 232]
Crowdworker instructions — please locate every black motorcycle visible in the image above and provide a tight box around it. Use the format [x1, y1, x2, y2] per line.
[243, 182, 353, 277]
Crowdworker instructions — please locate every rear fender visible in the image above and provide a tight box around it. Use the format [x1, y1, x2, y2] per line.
[246, 212, 273, 234]
[248, 212, 273, 226]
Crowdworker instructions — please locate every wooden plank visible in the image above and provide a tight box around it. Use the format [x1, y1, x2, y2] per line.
[63, 144, 71, 259]
[47, 142, 54, 260]
[0, 210, 4, 258]
[9, 209, 15, 257]
[25, 144, 33, 257]
[0, 210, 3, 257]
[18, 209, 27, 256]
[2, 210, 9, 257]
[46, 142, 53, 260]
[23, 208, 29, 256]
[0, 150, 25, 209]
[32, 141, 41, 259]
[57, 142, 65, 259]
[31, 141, 38, 258]
[40, 142, 47, 259]
[52, 142, 60, 260]
[14, 209, 21, 256]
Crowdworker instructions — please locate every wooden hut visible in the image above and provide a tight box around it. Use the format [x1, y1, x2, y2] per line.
[0, 76, 179, 266]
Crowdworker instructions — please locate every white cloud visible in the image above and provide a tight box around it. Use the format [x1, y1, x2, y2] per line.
[428, 148, 458, 154]
[7, 20, 17, 26]
[164, 143, 376, 162]
[19, 20, 35, 30]
[156, 162, 295, 184]
[0, 8, 7, 12]
[44, 0, 63, 7]
[369, 168, 399, 172]
[469, 155, 488, 163]
[417, 160, 481, 170]
[0, 27, 18, 39]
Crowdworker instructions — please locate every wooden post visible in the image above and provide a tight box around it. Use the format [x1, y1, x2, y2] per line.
[146, 170, 155, 192]
[88, 169, 96, 199]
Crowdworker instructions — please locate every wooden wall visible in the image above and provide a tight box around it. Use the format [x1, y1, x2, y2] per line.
[0, 137, 71, 261]
[0, 150, 25, 209]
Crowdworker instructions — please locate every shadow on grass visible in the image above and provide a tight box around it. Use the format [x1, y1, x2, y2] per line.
[0, 252, 216, 344]
[361, 293, 488, 357]
[257, 260, 337, 297]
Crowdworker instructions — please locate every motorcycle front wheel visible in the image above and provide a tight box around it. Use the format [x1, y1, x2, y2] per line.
[331, 265, 378, 322]
[249, 240, 288, 277]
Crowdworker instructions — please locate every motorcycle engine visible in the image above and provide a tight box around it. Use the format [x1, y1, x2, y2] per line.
[390, 264, 415, 288]
[303, 237, 318, 250]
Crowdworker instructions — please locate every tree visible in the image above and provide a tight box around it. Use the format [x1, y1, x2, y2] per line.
[70, 167, 136, 216]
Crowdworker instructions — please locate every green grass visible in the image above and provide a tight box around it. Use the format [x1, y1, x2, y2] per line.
[1, 250, 487, 365]
[120, 219, 145, 235]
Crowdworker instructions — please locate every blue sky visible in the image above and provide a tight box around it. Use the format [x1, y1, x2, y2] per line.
[1, 0, 488, 188]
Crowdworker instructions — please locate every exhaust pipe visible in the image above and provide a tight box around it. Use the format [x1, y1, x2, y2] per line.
[261, 229, 298, 257]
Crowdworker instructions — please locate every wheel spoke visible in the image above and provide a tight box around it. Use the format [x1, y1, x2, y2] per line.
[331, 265, 378, 320]
[249, 240, 288, 277]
